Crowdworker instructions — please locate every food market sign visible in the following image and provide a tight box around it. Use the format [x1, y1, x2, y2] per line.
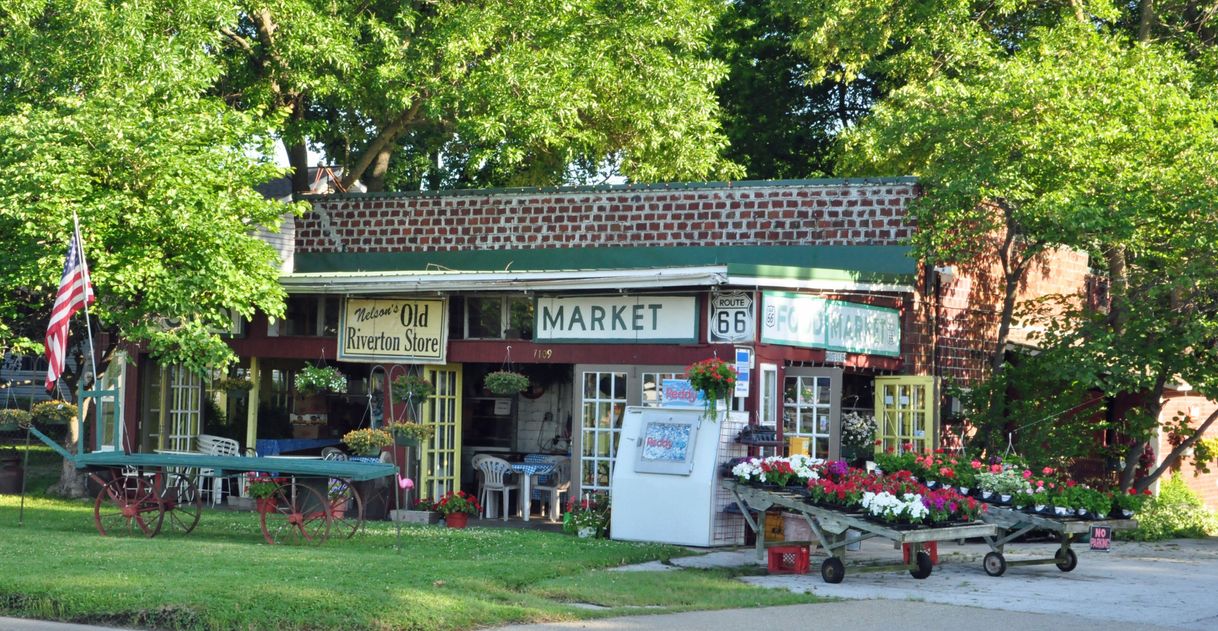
[338, 297, 447, 363]
[761, 291, 900, 357]
[535, 295, 697, 342]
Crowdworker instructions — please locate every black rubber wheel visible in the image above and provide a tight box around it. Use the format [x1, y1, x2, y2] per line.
[820, 557, 845, 584]
[983, 551, 1007, 577]
[910, 550, 933, 579]
[1055, 548, 1078, 572]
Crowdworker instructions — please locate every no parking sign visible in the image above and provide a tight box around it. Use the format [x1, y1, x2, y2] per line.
[1090, 525, 1112, 551]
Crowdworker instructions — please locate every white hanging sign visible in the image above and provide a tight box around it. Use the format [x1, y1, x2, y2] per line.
[535, 295, 697, 342]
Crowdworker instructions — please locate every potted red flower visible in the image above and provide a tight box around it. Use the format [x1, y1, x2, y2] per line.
[436, 490, 482, 528]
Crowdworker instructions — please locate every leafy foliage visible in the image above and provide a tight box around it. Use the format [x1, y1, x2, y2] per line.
[0, 0, 301, 378]
[218, 0, 741, 191]
[1125, 473, 1218, 541]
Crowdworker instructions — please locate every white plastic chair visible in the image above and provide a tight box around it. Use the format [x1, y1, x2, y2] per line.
[533, 457, 571, 522]
[470, 454, 492, 513]
[475, 456, 520, 521]
[196, 434, 240, 506]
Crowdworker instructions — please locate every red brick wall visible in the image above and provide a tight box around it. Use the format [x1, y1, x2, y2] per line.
[298, 181, 918, 253]
[930, 246, 1093, 388]
[1158, 394, 1218, 511]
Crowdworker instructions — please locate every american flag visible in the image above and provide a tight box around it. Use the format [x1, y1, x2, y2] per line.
[45, 232, 95, 391]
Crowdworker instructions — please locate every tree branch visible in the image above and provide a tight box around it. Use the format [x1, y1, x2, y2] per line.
[342, 97, 427, 190]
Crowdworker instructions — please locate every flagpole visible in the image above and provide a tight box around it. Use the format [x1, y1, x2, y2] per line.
[71, 212, 98, 385]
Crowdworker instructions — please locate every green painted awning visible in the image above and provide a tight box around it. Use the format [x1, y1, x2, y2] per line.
[294, 245, 916, 280]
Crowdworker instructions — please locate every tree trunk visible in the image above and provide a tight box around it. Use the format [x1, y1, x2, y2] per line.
[362, 147, 394, 192]
[1139, 1, 1155, 42]
[286, 138, 311, 195]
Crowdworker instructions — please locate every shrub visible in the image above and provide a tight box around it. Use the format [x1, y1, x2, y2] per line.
[1125, 473, 1218, 541]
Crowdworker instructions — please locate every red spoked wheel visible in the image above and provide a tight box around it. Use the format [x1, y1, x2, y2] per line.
[156, 471, 203, 535]
[259, 480, 331, 545]
[94, 474, 165, 537]
[325, 478, 365, 540]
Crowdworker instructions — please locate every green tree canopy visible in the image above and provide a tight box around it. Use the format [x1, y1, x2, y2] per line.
[0, 0, 299, 377]
[217, 0, 741, 192]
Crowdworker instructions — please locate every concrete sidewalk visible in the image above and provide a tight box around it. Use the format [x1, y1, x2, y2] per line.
[498, 536, 1218, 631]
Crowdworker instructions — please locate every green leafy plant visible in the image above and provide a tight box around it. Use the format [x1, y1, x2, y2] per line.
[392, 374, 435, 402]
[341, 428, 393, 454]
[245, 473, 281, 499]
[685, 358, 736, 418]
[295, 365, 347, 396]
[0, 408, 32, 429]
[1126, 473, 1218, 541]
[215, 376, 254, 391]
[30, 401, 76, 425]
[483, 370, 529, 395]
[436, 490, 482, 516]
[563, 492, 611, 538]
[387, 421, 435, 443]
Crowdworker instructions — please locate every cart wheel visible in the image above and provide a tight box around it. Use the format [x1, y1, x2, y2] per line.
[909, 550, 933, 579]
[1054, 548, 1078, 572]
[820, 557, 845, 584]
[94, 475, 164, 538]
[325, 478, 365, 539]
[157, 472, 202, 535]
[260, 480, 331, 545]
[983, 551, 1007, 577]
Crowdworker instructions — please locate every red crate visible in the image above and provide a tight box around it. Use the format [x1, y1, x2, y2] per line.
[902, 541, 939, 565]
[767, 545, 810, 574]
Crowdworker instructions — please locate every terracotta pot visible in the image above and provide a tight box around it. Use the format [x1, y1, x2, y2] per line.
[445, 512, 469, 529]
[255, 498, 276, 513]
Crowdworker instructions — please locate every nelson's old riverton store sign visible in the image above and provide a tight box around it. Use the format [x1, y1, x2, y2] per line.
[338, 297, 448, 363]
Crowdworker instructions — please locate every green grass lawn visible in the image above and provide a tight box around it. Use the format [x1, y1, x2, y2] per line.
[0, 460, 819, 630]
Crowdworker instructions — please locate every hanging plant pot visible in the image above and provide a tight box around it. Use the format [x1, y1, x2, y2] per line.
[484, 370, 530, 396]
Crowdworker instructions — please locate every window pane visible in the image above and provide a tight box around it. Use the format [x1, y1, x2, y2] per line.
[283, 296, 318, 336]
[467, 297, 501, 338]
[507, 298, 534, 339]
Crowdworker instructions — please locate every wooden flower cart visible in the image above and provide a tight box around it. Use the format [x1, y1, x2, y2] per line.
[24, 385, 395, 545]
[978, 505, 1137, 576]
[724, 479, 998, 583]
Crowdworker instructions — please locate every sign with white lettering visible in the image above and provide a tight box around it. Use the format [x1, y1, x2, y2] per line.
[760, 291, 901, 357]
[709, 291, 755, 343]
[338, 297, 447, 363]
[734, 347, 751, 398]
[535, 295, 697, 342]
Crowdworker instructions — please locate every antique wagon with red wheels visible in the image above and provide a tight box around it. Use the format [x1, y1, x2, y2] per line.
[25, 386, 395, 545]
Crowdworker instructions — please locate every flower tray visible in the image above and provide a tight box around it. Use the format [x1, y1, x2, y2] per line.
[767, 545, 810, 575]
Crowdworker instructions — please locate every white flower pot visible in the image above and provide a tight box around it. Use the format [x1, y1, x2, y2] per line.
[577, 527, 597, 539]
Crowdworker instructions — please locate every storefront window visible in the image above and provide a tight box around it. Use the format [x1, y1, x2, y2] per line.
[579, 370, 627, 491]
[466, 297, 501, 338]
[784, 374, 834, 460]
[464, 296, 534, 339]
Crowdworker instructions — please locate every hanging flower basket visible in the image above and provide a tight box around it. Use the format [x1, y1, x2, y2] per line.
[484, 370, 530, 396]
[295, 365, 347, 396]
[685, 358, 736, 419]
[392, 374, 436, 402]
[387, 420, 435, 446]
[342, 428, 393, 456]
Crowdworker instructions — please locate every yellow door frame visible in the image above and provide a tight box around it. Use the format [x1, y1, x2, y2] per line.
[419, 364, 462, 500]
[874, 376, 938, 455]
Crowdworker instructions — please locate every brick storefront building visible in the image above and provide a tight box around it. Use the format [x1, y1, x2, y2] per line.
[114, 178, 1216, 509]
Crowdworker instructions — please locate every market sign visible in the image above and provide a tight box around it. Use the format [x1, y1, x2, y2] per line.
[760, 291, 901, 357]
[338, 297, 447, 363]
[535, 295, 697, 342]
